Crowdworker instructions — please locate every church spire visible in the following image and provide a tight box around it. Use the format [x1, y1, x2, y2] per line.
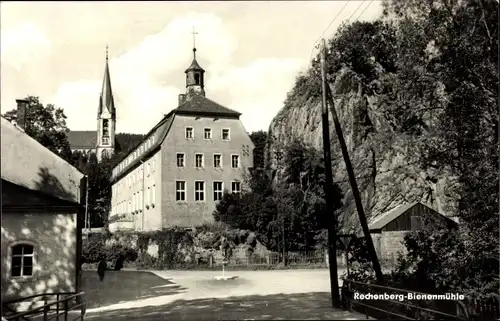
[98, 45, 115, 118]
[184, 27, 205, 99]
[96, 45, 116, 162]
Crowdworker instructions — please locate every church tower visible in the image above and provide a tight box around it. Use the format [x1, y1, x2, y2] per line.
[96, 46, 116, 161]
[184, 30, 205, 99]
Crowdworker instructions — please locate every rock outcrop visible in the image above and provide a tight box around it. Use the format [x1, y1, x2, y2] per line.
[266, 67, 459, 233]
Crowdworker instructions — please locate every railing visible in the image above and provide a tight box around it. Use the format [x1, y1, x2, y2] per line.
[2, 292, 86, 321]
[462, 296, 500, 321]
[341, 279, 470, 320]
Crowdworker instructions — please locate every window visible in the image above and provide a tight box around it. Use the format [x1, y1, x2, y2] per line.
[152, 184, 156, 206]
[204, 128, 212, 139]
[195, 153, 204, 168]
[213, 181, 223, 201]
[231, 181, 241, 194]
[222, 128, 230, 140]
[176, 181, 186, 201]
[102, 137, 110, 145]
[102, 119, 109, 136]
[185, 127, 193, 139]
[231, 155, 240, 168]
[195, 73, 200, 85]
[146, 187, 151, 208]
[177, 153, 185, 167]
[11, 244, 34, 277]
[195, 181, 205, 201]
[213, 154, 222, 168]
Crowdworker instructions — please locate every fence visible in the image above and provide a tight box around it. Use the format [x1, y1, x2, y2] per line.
[198, 249, 345, 269]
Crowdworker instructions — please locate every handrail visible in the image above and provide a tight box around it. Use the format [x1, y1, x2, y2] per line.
[3, 292, 80, 305]
[3, 292, 86, 321]
[342, 279, 469, 320]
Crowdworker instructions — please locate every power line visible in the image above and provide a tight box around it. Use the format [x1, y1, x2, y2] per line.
[317, 1, 351, 43]
[308, 1, 351, 65]
[346, 0, 368, 22]
[354, 0, 376, 22]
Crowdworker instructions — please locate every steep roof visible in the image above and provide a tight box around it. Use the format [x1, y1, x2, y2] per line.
[177, 95, 241, 117]
[1, 117, 84, 204]
[98, 55, 116, 118]
[67, 130, 97, 149]
[111, 113, 175, 182]
[185, 59, 204, 73]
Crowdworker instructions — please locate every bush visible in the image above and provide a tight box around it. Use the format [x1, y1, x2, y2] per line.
[81, 233, 138, 269]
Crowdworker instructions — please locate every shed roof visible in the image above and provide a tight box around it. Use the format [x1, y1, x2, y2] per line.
[1, 117, 84, 204]
[368, 202, 420, 230]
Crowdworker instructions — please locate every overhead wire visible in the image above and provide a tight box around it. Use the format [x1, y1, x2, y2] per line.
[308, 1, 350, 65]
[354, 0, 376, 22]
[309, 0, 374, 65]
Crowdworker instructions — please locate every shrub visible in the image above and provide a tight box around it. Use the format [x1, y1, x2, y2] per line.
[81, 233, 138, 269]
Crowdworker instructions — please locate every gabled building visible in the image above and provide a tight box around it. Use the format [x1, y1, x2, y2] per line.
[1, 100, 85, 305]
[108, 46, 254, 232]
[360, 202, 458, 263]
[67, 48, 117, 161]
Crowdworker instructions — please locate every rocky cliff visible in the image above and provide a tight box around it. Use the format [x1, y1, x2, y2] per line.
[266, 66, 459, 233]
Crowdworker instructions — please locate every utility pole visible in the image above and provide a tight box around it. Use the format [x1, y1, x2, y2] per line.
[320, 38, 341, 308]
[321, 39, 384, 284]
[84, 175, 90, 232]
[275, 146, 287, 266]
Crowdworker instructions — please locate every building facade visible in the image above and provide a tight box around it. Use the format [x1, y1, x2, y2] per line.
[108, 47, 254, 232]
[67, 49, 117, 161]
[1, 105, 85, 305]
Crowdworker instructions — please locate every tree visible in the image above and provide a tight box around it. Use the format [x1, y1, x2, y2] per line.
[321, 0, 499, 300]
[213, 138, 343, 253]
[249, 131, 268, 169]
[82, 153, 112, 228]
[2, 96, 72, 161]
[377, 0, 499, 298]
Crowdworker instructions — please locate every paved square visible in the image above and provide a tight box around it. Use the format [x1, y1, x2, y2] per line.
[84, 269, 373, 320]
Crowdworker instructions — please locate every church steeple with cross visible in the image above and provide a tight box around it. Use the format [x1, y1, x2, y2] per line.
[185, 27, 205, 99]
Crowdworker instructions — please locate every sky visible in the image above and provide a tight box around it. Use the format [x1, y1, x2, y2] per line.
[1, 1, 382, 134]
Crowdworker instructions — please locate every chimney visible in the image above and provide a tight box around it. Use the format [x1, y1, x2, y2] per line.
[16, 99, 29, 130]
[178, 94, 186, 106]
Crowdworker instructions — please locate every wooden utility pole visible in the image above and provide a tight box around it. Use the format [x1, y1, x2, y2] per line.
[84, 175, 90, 232]
[275, 147, 287, 266]
[319, 38, 341, 308]
[321, 38, 384, 284]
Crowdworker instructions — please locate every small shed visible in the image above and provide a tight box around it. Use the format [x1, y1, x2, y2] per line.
[363, 202, 458, 263]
